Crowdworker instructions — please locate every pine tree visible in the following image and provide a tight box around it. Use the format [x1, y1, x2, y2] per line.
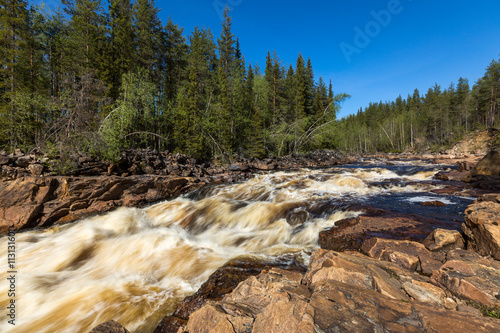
[108, 0, 135, 100]
[217, 6, 235, 152]
[0, 0, 29, 148]
[134, 0, 162, 72]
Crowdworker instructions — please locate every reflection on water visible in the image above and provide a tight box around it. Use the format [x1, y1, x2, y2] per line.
[0, 163, 468, 332]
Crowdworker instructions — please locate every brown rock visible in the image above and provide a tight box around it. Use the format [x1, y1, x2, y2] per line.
[181, 250, 500, 333]
[421, 200, 446, 206]
[27, 163, 44, 176]
[423, 228, 464, 251]
[430, 249, 500, 308]
[319, 212, 453, 252]
[361, 237, 440, 273]
[156, 260, 305, 333]
[462, 200, 500, 260]
[0, 175, 198, 234]
[466, 150, 500, 179]
[89, 320, 129, 333]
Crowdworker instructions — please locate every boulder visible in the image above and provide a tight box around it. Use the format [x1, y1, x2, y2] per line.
[28, 163, 44, 176]
[466, 150, 500, 179]
[423, 228, 465, 252]
[462, 200, 500, 260]
[89, 320, 129, 333]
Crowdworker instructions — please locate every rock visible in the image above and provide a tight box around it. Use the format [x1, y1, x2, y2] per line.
[462, 200, 500, 260]
[180, 250, 500, 333]
[430, 249, 500, 308]
[0, 175, 198, 234]
[319, 212, 453, 252]
[286, 208, 309, 226]
[155, 260, 304, 333]
[361, 237, 445, 275]
[15, 155, 32, 168]
[466, 150, 500, 179]
[421, 200, 446, 206]
[28, 163, 44, 176]
[89, 320, 129, 332]
[458, 161, 473, 172]
[402, 280, 447, 307]
[434, 170, 469, 182]
[423, 228, 464, 252]
[78, 156, 94, 164]
[0, 155, 12, 165]
[143, 165, 155, 174]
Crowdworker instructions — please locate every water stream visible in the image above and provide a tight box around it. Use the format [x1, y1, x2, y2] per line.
[0, 161, 472, 332]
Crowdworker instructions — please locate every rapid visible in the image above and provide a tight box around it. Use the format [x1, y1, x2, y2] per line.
[0, 161, 473, 332]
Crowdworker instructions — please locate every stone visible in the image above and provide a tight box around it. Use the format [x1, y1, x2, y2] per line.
[421, 200, 446, 206]
[466, 150, 500, 178]
[89, 320, 129, 332]
[423, 228, 464, 252]
[430, 249, 500, 308]
[402, 280, 446, 306]
[319, 212, 453, 253]
[180, 249, 500, 333]
[28, 163, 44, 176]
[0, 175, 198, 234]
[15, 155, 32, 168]
[462, 200, 500, 260]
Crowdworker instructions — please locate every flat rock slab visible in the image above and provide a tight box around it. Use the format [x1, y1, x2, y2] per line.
[431, 249, 500, 308]
[179, 250, 500, 333]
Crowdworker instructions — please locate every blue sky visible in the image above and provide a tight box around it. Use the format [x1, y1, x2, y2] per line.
[35, 0, 500, 118]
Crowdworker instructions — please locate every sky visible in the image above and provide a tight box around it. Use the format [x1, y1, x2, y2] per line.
[34, 0, 500, 118]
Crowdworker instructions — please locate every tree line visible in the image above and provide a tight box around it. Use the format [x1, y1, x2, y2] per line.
[0, 0, 347, 161]
[337, 58, 500, 153]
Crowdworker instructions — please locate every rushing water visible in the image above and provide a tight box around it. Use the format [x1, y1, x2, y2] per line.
[0, 162, 472, 332]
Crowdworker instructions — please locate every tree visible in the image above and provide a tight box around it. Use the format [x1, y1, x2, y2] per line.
[108, 0, 135, 100]
[216, 5, 235, 152]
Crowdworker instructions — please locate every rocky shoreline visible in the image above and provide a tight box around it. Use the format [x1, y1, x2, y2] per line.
[0, 149, 353, 234]
[3, 149, 500, 332]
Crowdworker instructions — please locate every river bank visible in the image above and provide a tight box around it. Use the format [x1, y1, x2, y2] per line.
[1, 150, 500, 332]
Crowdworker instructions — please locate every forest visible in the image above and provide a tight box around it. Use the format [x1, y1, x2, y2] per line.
[0, 0, 499, 161]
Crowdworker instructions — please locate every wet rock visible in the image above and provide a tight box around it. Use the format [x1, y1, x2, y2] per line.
[286, 208, 309, 226]
[430, 249, 500, 308]
[180, 250, 500, 333]
[319, 212, 453, 252]
[89, 320, 129, 332]
[434, 170, 469, 182]
[462, 200, 500, 260]
[421, 200, 446, 206]
[423, 228, 465, 252]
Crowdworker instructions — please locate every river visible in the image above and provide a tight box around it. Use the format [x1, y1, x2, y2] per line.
[0, 160, 474, 332]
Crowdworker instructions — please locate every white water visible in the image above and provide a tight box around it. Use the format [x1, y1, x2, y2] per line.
[0, 166, 446, 332]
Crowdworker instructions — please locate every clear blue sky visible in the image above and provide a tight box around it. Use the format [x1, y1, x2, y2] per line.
[36, 0, 500, 118]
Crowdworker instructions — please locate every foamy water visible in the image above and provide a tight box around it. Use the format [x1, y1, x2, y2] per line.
[0, 165, 448, 332]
